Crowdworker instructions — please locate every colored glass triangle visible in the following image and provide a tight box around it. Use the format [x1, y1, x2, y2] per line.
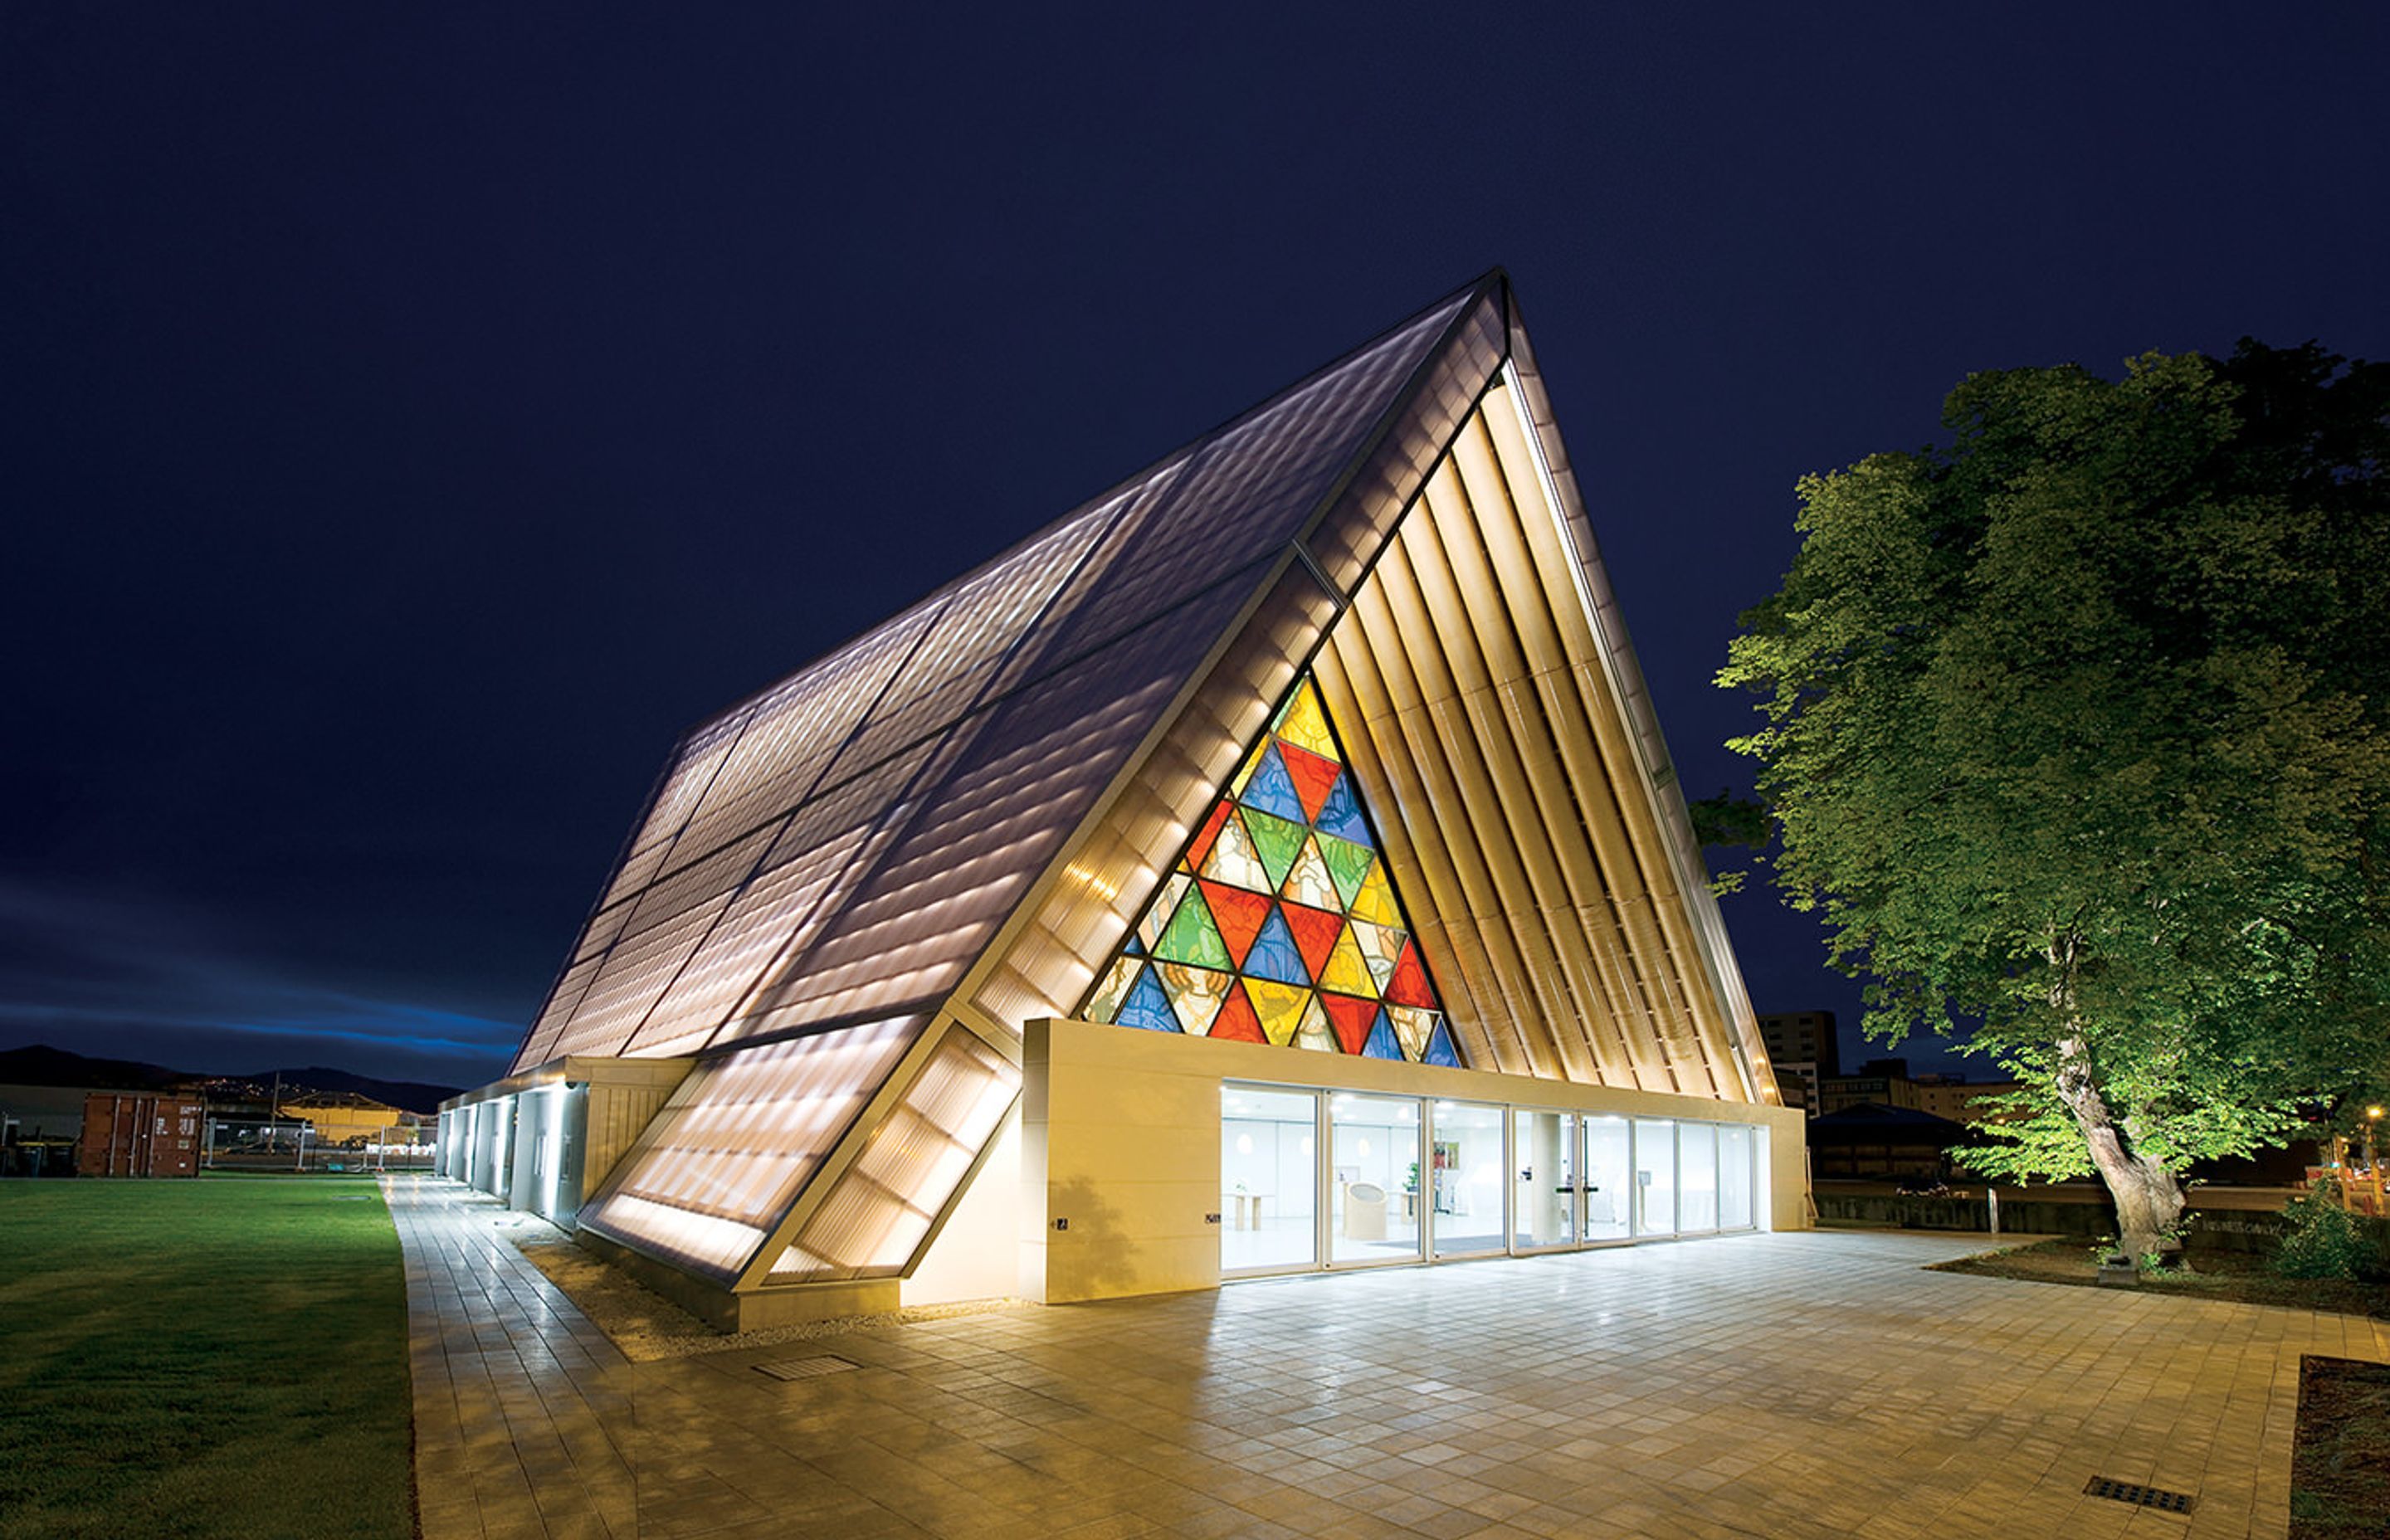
[1318, 925, 1378, 998]
[1279, 835, 1340, 911]
[1238, 743, 1307, 826]
[1242, 807, 1308, 890]
[1228, 738, 1268, 798]
[1245, 980, 1311, 1045]
[1116, 966, 1180, 1034]
[1272, 680, 1337, 759]
[1198, 806, 1274, 893]
[1360, 1008, 1402, 1060]
[1423, 1019, 1462, 1067]
[1320, 993, 1378, 1055]
[1348, 919, 1407, 994]
[1241, 907, 1310, 987]
[1153, 885, 1233, 969]
[1185, 802, 1232, 874]
[1291, 993, 1337, 1053]
[1347, 862, 1403, 928]
[1281, 901, 1343, 980]
[1381, 938, 1438, 1009]
[1387, 1005, 1437, 1060]
[1277, 740, 1342, 824]
[1312, 772, 1370, 843]
[1134, 871, 1191, 953]
[1199, 880, 1273, 968]
[1087, 955, 1142, 1023]
[1315, 830, 1376, 910]
[1158, 962, 1231, 1036]
[1208, 981, 1266, 1043]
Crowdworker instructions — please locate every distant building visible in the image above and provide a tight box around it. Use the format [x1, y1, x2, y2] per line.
[1819, 1059, 1923, 1115]
[1913, 1072, 2023, 1125]
[280, 1091, 425, 1148]
[1754, 1011, 1840, 1078]
[1807, 1103, 1972, 1179]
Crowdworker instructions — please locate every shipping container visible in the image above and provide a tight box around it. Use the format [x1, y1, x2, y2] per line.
[76, 1093, 205, 1177]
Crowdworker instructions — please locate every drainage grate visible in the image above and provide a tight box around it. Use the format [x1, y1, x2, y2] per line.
[2083, 1476, 2196, 1514]
[753, 1354, 861, 1382]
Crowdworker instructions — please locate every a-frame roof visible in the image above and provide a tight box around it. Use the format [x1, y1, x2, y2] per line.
[505, 273, 1778, 1289]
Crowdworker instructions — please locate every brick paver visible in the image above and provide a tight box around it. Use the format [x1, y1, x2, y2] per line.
[385, 1175, 2388, 1539]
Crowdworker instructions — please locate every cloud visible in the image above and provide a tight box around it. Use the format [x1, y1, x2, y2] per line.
[0, 877, 520, 1085]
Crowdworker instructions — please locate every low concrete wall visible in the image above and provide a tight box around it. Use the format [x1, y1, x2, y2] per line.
[1812, 1182, 2305, 1254]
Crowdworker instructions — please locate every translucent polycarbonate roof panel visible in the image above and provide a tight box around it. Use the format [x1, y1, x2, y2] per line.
[506, 278, 1503, 1079]
[573, 1016, 927, 1281]
[1003, 292, 1475, 680]
[768, 1024, 1018, 1281]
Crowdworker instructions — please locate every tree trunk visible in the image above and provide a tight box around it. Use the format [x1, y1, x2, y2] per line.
[2053, 1031, 2186, 1263]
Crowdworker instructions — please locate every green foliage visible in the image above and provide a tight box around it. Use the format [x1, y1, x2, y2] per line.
[1688, 790, 1773, 896]
[1721, 340, 2390, 1192]
[2273, 1184, 2378, 1280]
[0, 1177, 413, 1540]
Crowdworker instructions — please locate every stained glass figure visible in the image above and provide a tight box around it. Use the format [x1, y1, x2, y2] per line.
[1291, 995, 1338, 1053]
[1158, 962, 1232, 1036]
[1347, 919, 1407, 995]
[1134, 872, 1190, 953]
[1088, 956, 1143, 1024]
[1200, 810, 1273, 893]
[1084, 671, 1456, 1067]
[1280, 836, 1340, 910]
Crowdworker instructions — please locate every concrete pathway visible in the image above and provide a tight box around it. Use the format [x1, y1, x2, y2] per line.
[386, 1175, 2388, 1539]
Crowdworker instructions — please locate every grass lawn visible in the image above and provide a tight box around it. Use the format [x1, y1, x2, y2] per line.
[0, 1175, 412, 1540]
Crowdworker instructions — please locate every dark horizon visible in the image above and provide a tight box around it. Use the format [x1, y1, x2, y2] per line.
[7, 7, 2387, 1090]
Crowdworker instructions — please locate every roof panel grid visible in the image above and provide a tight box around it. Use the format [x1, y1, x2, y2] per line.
[575, 1016, 928, 1280]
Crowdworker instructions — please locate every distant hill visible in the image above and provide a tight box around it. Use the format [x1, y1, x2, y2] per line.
[0, 1045, 459, 1116]
[0, 1044, 183, 1091]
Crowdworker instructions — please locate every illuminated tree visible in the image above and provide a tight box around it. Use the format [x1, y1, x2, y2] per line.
[1721, 342, 2390, 1261]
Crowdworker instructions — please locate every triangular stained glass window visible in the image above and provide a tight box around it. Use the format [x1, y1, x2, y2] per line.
[1080, 674, 1458, 1066]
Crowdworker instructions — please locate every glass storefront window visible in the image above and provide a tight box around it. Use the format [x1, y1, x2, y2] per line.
[1222, 1086, 1318, 1272]
[1429, 1102, 1505, 1256]
[1584, 1115, 1632, 1241]
[1329, 1094, 1422, 1264]
[1679, 1121, 1718, 1232]
[1512, 1109, 1577, 1250]
[1719, 1122, 1753, 1231]
[1634, 1118, 1676, 1235]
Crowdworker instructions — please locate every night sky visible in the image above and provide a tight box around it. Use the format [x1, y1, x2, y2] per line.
[7, 7, 2387, 1090]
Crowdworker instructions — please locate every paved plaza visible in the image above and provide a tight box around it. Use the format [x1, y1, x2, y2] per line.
[388, 1176, 2389, 1540]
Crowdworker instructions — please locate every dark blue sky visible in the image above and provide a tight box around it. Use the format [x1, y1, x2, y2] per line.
[6, 7, 2386, 1088]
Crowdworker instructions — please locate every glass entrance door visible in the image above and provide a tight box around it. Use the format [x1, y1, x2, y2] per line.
[1511, 1109, 1576, 1250]
[1583, 1115, 1632, 1241]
